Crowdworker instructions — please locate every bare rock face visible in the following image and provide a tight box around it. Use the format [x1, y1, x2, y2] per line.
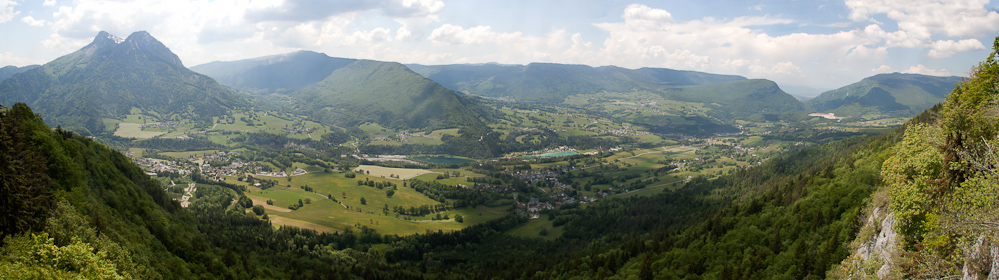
[991, 241, 999, 280]
[873, 212, 898, 278]
[844, 206, 899, 279]
[962, 236, 999, 280]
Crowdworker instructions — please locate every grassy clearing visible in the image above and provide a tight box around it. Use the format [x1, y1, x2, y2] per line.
[359, 123, 396, 138]
[354, 165, 437, 180]
[615, 183, 678, 198]
[508, 218, 563, 241]
[267, 215, 340, 233]
[413, 174, 471, 186]
[421, 128, 459, 138]
[114, 123, 166, 139]
[246, 196, 292, 213]
[741, 136, 765, 146]
[239, 171, 508, 236]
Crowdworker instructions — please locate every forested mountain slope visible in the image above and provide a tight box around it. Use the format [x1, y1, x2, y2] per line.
[0, 65, 39, 82]
[0, 31, 246, 135]
[808, 73, 963, 118]
[369, 38, 999, 280]
[374, 125, 893, 279]
[292, 59, 492, 131]
[191, 50, 356, 93]
[0, 104, 415, 279]
[832, 37, 999, 279]
[662, 79, 807, 121]
[409, 62, 807, 122]
[407, 63, 747, 103]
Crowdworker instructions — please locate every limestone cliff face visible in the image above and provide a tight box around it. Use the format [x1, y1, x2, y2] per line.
[860, 210, 898, 278]
[830, 205, 900, 279]
[833, 202, 999, 279]
[962, 236, 999, 280]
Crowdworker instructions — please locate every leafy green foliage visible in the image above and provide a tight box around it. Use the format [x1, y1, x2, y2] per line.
[870, 36, 999, 277]
[0, 103, 205, 278]
[0, 104, 54, 240]
[0, 233, 127, 280]
[881, 123, 942, 245]
[408, 179, 498, 207]
[372, 133, 888, 279]
[0, 103, 422, 279]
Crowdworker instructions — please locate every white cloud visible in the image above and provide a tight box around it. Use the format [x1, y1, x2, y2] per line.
[40, 0, 437, 65]
[346, 27, 392, 44]
[392, 15, 440, 41]
[927, 39, 986, 58]
[0, 0, 18, 23]
[21, 15, 46, 27]
[395, 26, 412, 41]
[8, 0, 993, 89]
[561, 33, 594, 62]
[902, 64, 951, 76]
[847, 0, 999, 39]
[871, 64, 892, 73]
[22, 0, 439, 67]
[420, 24, 575, 65]
[383, 0, 443, 18]
[590, 5, 891, 87]
[43, 0, 56, 6]
[429, 24, 521, 45]
[622, 4, 673, 31]
[0, 51, 39, 66]
[246, 0, 443, 22]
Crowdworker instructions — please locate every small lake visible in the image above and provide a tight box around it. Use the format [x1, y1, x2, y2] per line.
[522, 152, 579, 158]
[411, 156, 475, 164]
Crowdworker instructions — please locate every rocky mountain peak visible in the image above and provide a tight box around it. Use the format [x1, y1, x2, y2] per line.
[119, 31, 184, 68]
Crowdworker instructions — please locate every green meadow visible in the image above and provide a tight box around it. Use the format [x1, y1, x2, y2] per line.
[240, 170, 508, 236]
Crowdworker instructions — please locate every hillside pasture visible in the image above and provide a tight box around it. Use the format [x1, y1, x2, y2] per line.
[238, 169, 508, 236]
[114, 122, 166, 139]
[353, 165, 437, 180]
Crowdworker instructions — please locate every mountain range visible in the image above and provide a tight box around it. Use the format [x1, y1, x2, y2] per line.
[808, 73, 963, 118]
[1, 30, 995, 279]
[291, 60, 490, 131]
[192, 51, 491, 132]
[0, 31, 246, 134]
[0, 32, 963, 136]
[0, 65, 39, 82]
[194, 54, 811, 126]
[191, 49, 963, 126]
[190, 50, 355, 94]
[405, 63, 747, 103]
[407, 63, 807, 121]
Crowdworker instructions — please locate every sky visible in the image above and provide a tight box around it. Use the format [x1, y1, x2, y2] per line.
[1, 0, 998, 94]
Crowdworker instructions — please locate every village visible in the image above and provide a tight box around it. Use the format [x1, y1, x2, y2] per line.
[129, 150, 309, 183]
